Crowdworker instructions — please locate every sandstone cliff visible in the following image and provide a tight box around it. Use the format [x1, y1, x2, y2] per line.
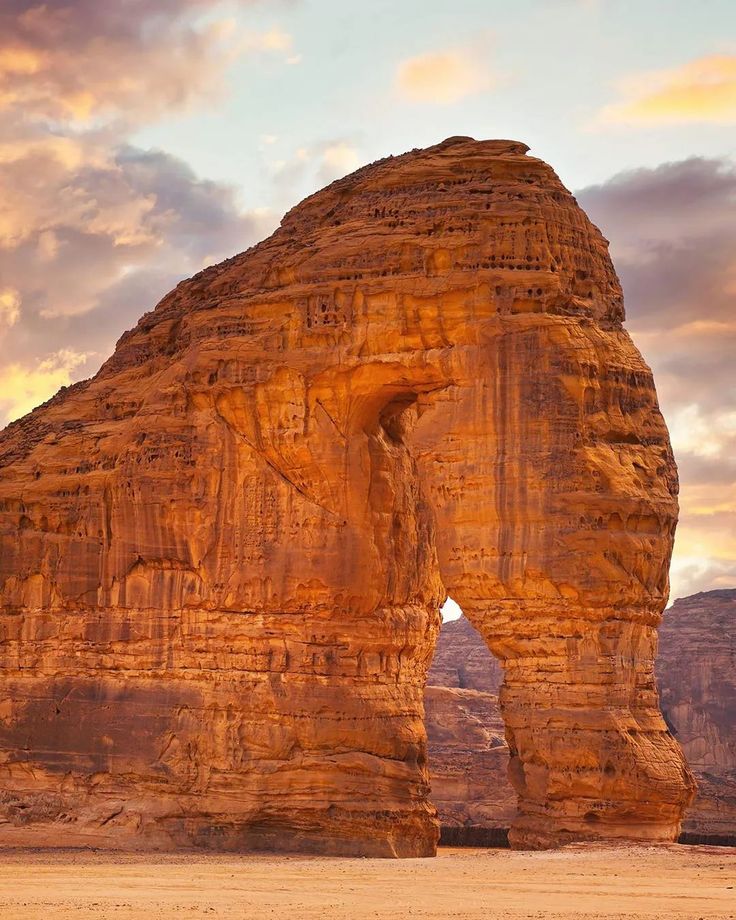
[659, 589, 736, 836]
[426, 591, 735, 838]
[425, 617, 514, 827]
[0, 136, 693, 854]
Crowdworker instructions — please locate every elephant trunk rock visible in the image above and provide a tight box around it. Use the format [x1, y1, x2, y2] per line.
[0, 136, 694, 854]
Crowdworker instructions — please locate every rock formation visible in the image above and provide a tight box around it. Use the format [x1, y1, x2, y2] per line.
[426, 591, 736, 839]
[425, 616, 515, 828]
[658, 589, 736, 837]
[0, 136, 694, 855]
[427, 611, 503, 693]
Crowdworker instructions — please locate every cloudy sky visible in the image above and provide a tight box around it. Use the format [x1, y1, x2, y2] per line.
[0, 0, 734, 601]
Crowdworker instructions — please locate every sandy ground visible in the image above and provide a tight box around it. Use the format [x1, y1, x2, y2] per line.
[0, 844, 733, 920]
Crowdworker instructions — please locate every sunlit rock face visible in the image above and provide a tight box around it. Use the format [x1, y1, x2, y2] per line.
[0, 137, 694, 855]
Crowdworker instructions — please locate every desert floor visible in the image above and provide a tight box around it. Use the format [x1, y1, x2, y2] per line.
[0, 843, 733, 919]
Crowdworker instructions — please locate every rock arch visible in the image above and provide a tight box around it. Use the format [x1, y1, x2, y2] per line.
[0, 137, 695, 855]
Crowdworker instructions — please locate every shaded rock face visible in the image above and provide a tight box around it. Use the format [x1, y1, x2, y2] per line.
[425, 617, 515, 827]
[658, 590, 736, 836]
[427, 614, 502, 693]
[0, 137, 694, 855]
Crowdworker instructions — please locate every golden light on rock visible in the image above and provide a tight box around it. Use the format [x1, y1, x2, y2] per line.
[0, 138, 695, 855]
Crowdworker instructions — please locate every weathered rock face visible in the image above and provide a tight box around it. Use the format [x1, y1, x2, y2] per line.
[426, 592, 736, 838]
[424, 685, 515, 829]
[0, 136, 694, 855]
[427, 612, 503, 693]
[658, 589, 736, 836]
[425, 617, 514, 827]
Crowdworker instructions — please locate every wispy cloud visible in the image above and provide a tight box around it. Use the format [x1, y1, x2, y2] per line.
[595, 54, 736, 126]
[267, 139, 363, 201]
[0, 1, 281, 426]
[395, 46, 494, 104]
[242, 26, 300, 64]
[0, 288, 20, 327]
[0, 348, 89, 422]
[317, 142, 360, 183]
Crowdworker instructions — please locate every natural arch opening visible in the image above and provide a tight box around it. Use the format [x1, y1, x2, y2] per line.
[424, 596, 514, 844]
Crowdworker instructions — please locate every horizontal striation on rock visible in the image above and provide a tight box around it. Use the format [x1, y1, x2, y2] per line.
[0, 136, 693, 854]
[426, 592, 735, 839]
[658, 589, 736, 836]
[425, 616, 514, 828]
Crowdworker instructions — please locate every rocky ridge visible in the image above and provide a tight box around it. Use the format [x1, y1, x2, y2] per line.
[659, 589, 736, 836]
[425, 616, 514, 828]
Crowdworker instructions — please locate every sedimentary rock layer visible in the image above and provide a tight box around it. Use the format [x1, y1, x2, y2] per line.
[0, 136, 694, 854]
[424, 617, 514, 828]
[658, 589, 736, 836]
[426, 592, 736, 838]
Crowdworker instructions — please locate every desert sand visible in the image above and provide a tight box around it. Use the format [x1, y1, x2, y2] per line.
[0, 844, 733, 920]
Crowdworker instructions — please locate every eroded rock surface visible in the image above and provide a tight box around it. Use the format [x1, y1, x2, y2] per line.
[425, 617, 514, 827]
[659, 589, 736, 836]
[426, 592, 736, 838]
[0, 137, 694, 854]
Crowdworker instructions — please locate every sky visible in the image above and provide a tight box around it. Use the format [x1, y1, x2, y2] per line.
[0, 0, 734, 603]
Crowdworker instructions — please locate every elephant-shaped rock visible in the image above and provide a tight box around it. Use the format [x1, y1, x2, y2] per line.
[0, 137, 695, 855]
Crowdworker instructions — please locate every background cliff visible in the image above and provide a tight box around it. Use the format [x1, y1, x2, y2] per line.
[426, 588, 736, 838]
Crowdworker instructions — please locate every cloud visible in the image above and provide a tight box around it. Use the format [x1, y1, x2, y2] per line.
[577, 156, 736, 599]
[669, 558, 736, 601]
[0, 133, 274, 318]
[253, 27, 292, 52]
[0, 1, 259, 126]
[579, 157, 736, 411]
[596, 54, 736, 126]
[0, 136, 276, 420]
[317, 143, 360, 184]
[0, 3, 299, 126]
[576, 157, 736, 258]
[0, 2, 281, 428]
[0, 348, 89, 422]
[0, 288, 20, 326]
[241, 26, 300, 64]
[268, 139, 363, 202]
[396, 48, 493, 104]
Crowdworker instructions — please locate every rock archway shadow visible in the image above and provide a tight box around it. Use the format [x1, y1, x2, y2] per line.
[424, 601, 513, 840]
[0, 137, 695, 856]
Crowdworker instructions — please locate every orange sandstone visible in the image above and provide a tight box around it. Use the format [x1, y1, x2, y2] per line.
[0, 137, 695, 855]
[426, 591, 736, 841]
